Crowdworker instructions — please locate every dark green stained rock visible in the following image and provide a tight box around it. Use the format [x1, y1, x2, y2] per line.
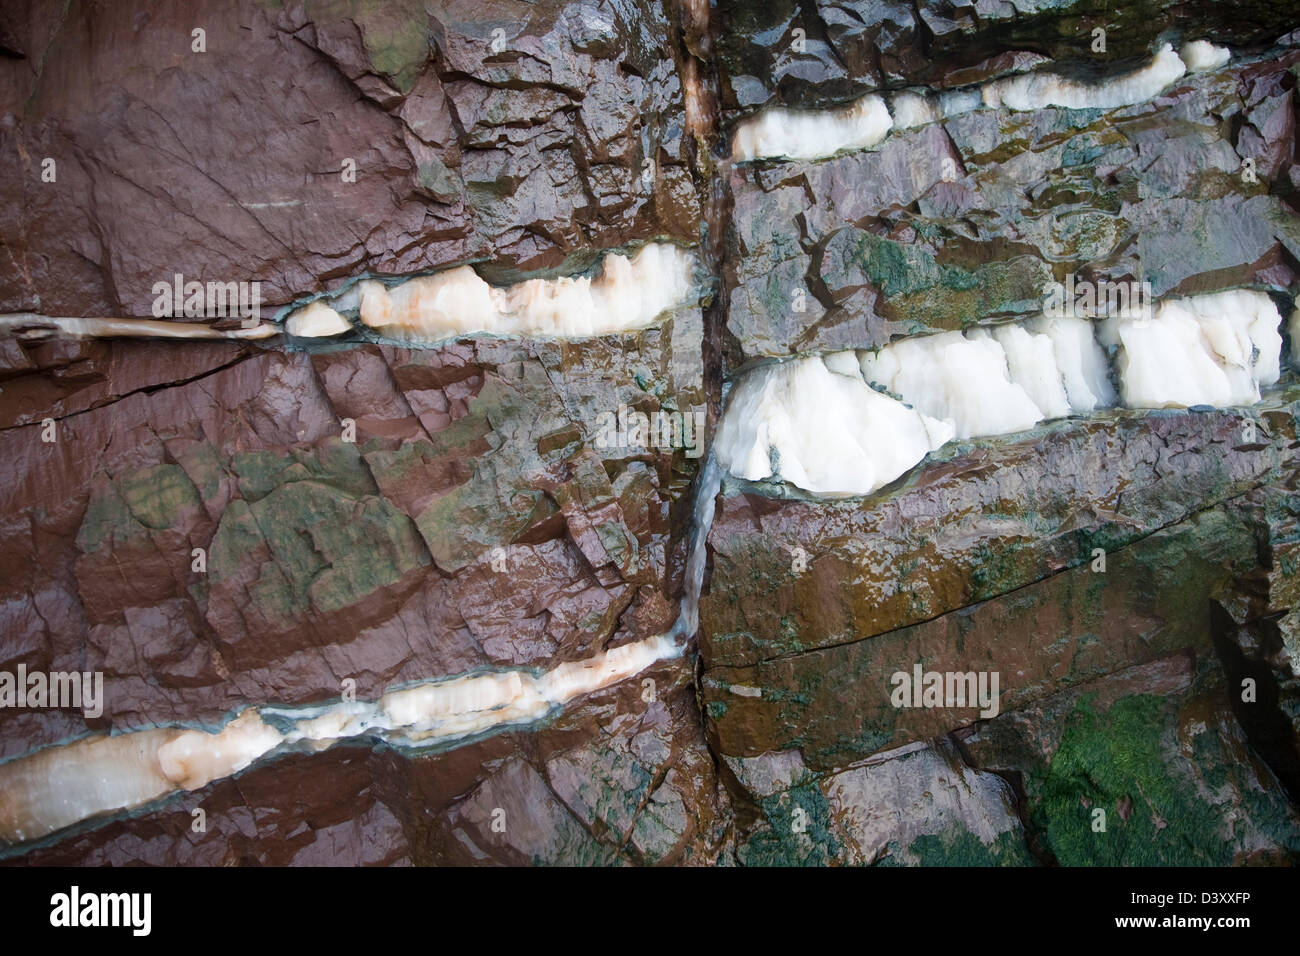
[207, 479, 429, 620]
[736, 780, 845, 867]
[231, 443, 377, 503]
[727, 740, 1036, 865]
[965, 659, 1300, 866]
[76, 464, 203, 553]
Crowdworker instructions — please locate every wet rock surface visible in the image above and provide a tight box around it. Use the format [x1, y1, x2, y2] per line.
[14, 655, 727, 866]
[958, 654, 1300, 865]
[0, 0, 701, 316]
[2, 0, 1299, 865]
[724, 737, 1034, 866]
[724, 49, 1300, 361]
[701, 391, 1300, 671]
[714, 0, 1294, 111]
[702, 484, 1281, 765]
[0, 313, 703, 751]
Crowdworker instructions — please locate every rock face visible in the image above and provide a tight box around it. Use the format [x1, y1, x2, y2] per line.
[0, 314, 719, 861]
[1, 0, 1299, 865]
[724, 47, 1300, 361]
[0, 0, 702, 316]
[714, 0, 1294, 110]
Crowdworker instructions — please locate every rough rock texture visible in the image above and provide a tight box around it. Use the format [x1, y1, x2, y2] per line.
[724, 48, 1300, 360]
[2, 0, 1300, 865]
[715, 0, 1294, 110]
[701, 392, 1300, 671]
[0, 0, 702, 316]
[0, 294, 717, 862]
[683, 1, 1300, 866]
[13, 654, 728, 865]
[702, 481, 1281, 762]
[697, 401, 1300, 863]
[725, 738, 1035, 865]
[0, 309, 703, 744]
[958, 654, 1300, 866]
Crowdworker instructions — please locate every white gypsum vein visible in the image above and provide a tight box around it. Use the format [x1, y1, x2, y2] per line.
[0, 633, 681, 846]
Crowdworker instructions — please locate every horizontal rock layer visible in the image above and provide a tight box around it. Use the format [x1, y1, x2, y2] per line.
[724, 46, 1299, 362]
[2, 0, 1298, 865]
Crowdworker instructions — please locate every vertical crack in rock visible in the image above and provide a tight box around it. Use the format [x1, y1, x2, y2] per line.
[3, 1, 1300, 866]
[1210, 602, 1300, 804]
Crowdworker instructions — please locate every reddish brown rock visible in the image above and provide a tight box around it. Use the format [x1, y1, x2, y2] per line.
[0, 0, 701, 317]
